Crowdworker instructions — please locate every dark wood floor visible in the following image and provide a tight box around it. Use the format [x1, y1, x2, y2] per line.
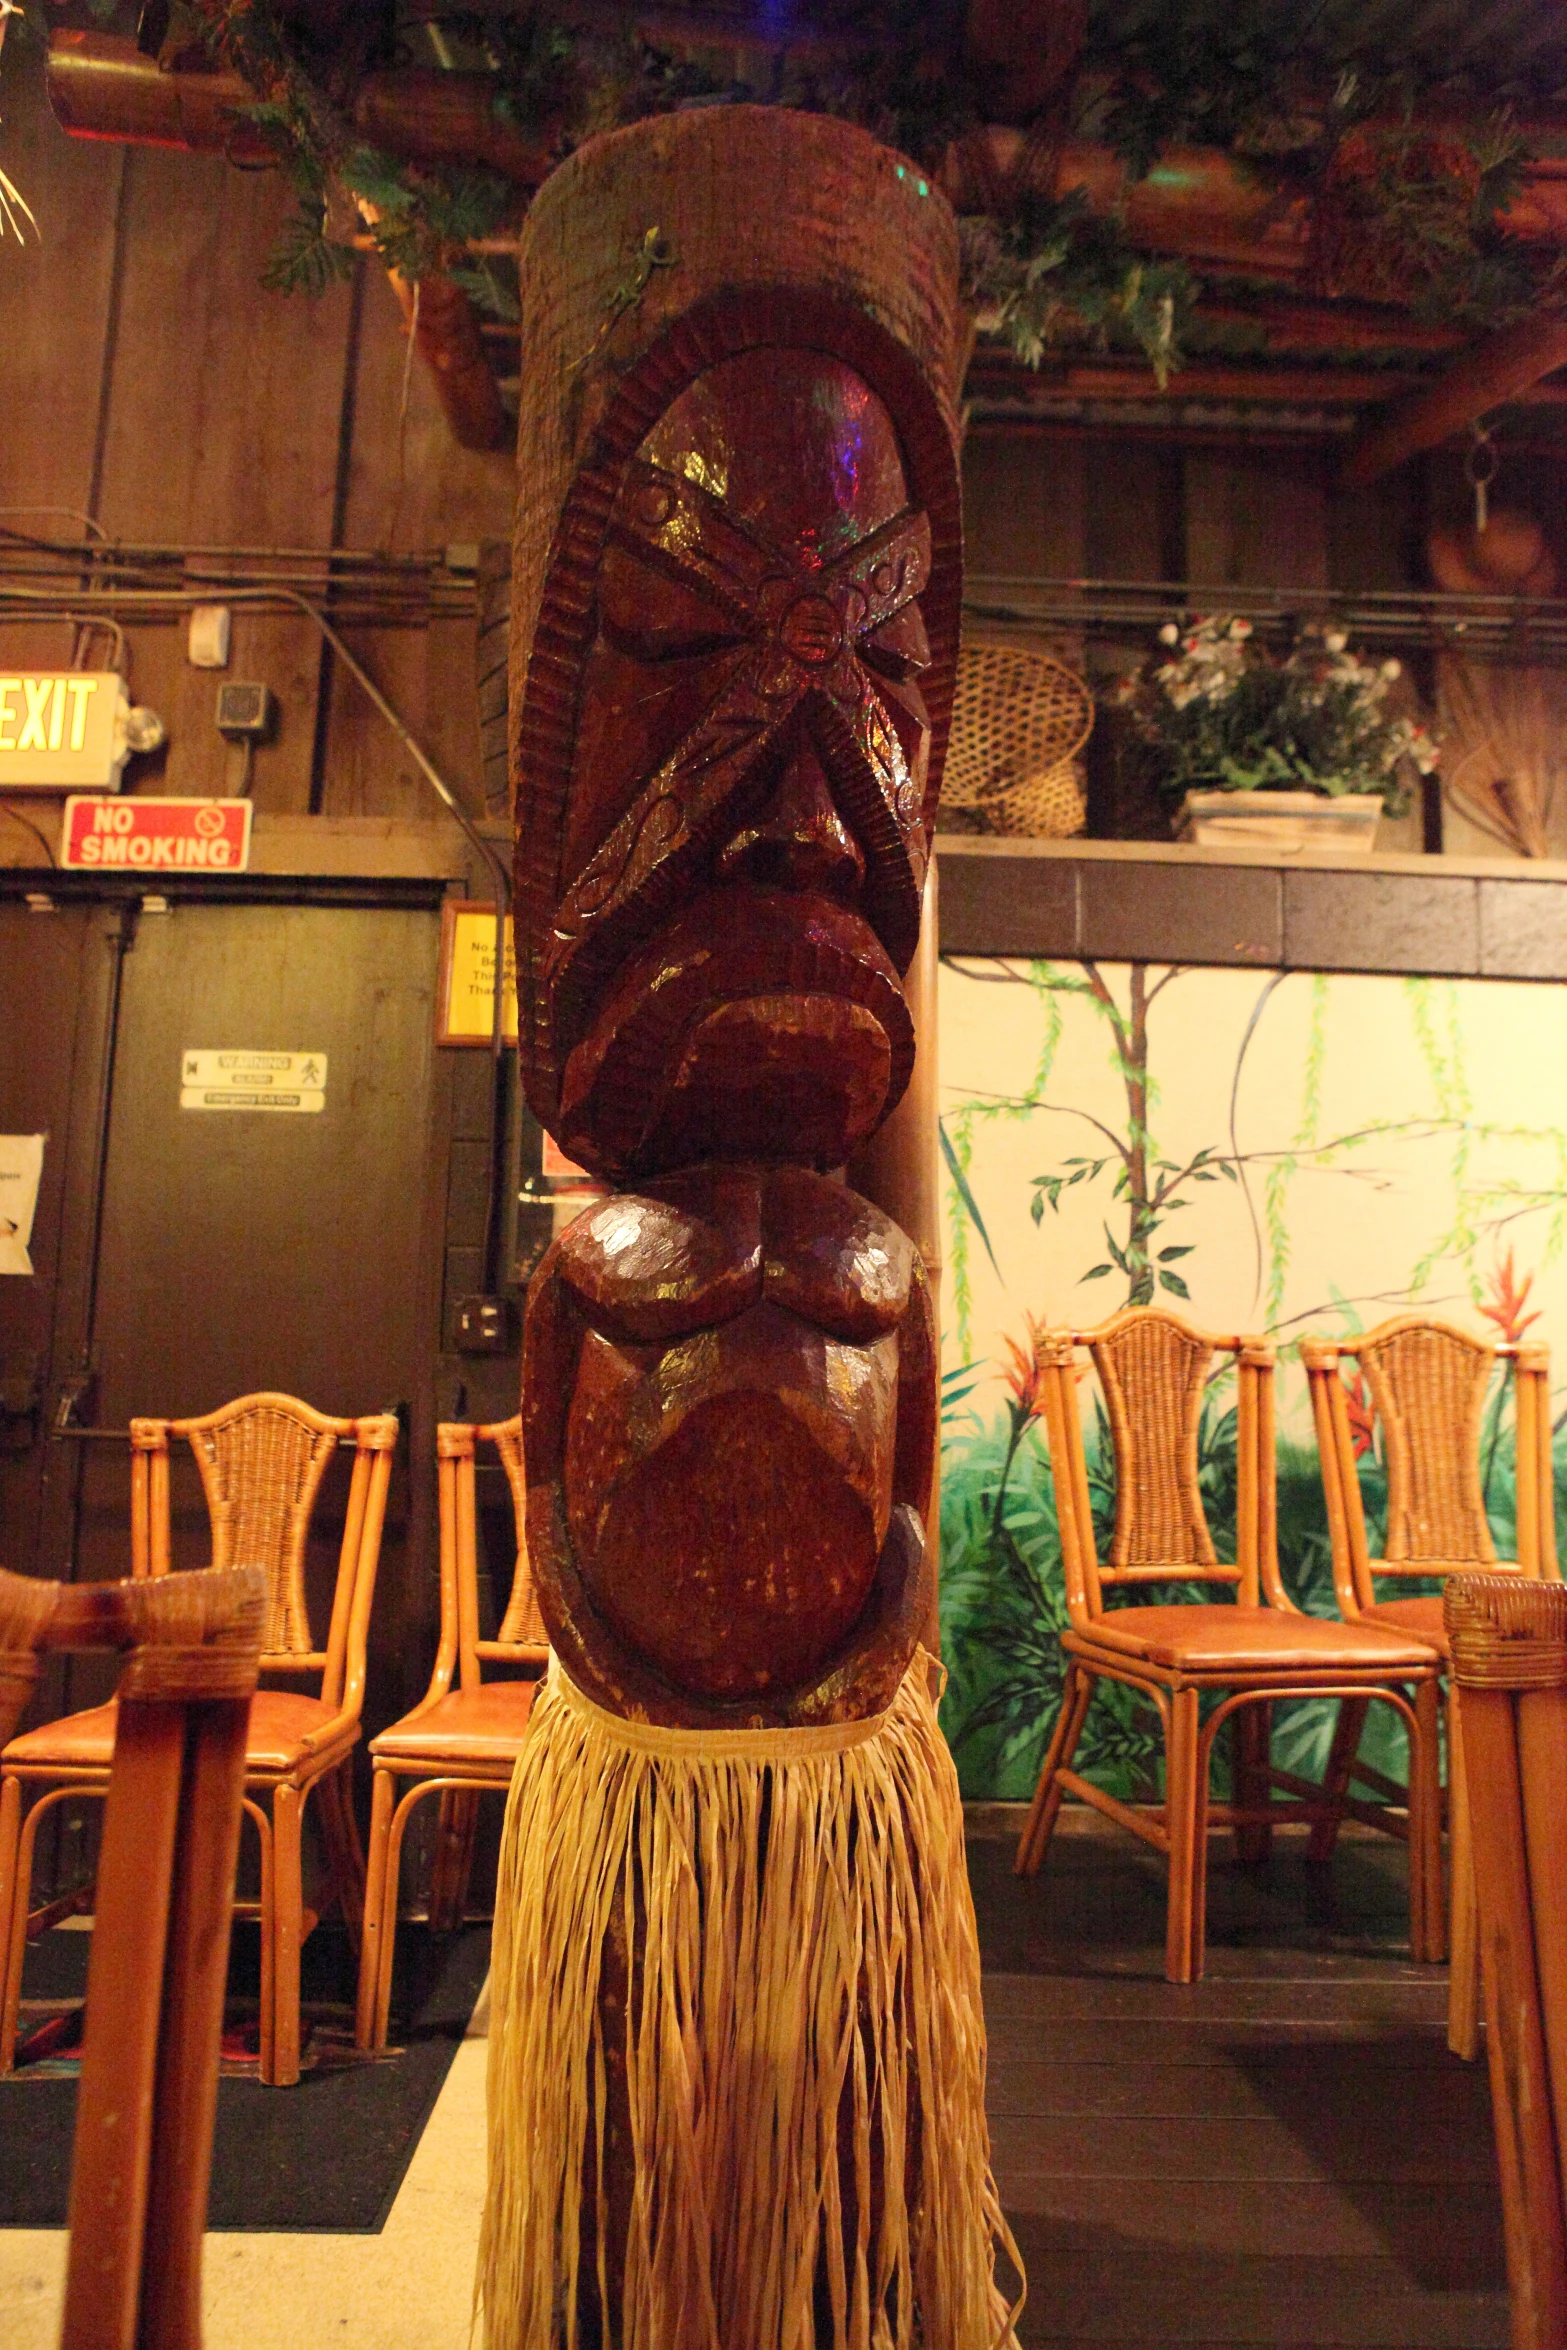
[969, 1819, 1507, 2350]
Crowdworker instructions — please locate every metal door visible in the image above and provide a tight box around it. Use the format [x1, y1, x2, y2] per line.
[0, 898, 118, 1584]
[2, 886, 445, 1718]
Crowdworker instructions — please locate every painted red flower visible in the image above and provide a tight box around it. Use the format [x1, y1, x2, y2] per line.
[1343, 1365, 1376, 1461]
[1480, 1248, 1542, 1348]
[999, 1313, 1049, 1420]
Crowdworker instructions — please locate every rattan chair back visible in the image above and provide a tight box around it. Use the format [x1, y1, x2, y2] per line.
[1446, 1572, 1567, 2347]
[1038, 1308, 1278, 1623]
[438, 1415, 548, 1692]
[1360, 1319, 1499, 1569]
[1304, 1317, 1555, 1614]
[130, 1391, 399, 1705]
[0, 1560, 263, 2350]
[1093, 1311, 1222, 1579]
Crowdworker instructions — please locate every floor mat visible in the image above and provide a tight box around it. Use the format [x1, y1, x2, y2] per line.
[0, 1921, 490, 2234]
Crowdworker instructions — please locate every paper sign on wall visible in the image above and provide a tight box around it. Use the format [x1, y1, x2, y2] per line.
[437, 901, 519, 1046]
[0, 1136, 45, 1275]
[180, 1051, 327, 1113]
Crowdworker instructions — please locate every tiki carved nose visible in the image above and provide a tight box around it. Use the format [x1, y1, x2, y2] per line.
[716, 734, 866, 899]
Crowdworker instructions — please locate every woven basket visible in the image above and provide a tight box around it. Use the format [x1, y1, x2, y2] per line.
[943, 644, 1093, 836]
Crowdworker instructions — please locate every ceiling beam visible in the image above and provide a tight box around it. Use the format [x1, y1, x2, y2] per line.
[1342, 315, 1567, 486]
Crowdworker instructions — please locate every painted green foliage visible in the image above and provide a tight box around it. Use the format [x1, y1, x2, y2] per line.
[938, 961, 1567, 1799]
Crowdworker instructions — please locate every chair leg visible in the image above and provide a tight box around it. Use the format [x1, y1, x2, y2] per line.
[1232, 1700, 1273, 1866]
[0, 1775, 24, 2076]
[1015, 1664, 1094, 1877]
[1306, 1695, 1370, 1866]
[246, 1797, 276, 2083]
[267, 1782, 305, 2088]
[1409, 1676, 1446, 1965]
[429, 1787, 481, 1932]
[1165, 1686, 1205, 1985]
[1, 1784, 65, 2076]
[355, 1766, 398, 2053]
[1447, 1680, 1481, 2059]
[374, 1783, 443, 2051]
[316, 1761, 367, 1959]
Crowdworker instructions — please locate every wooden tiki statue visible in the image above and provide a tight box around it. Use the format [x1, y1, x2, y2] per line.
[487, 105, 1014, 2350]
[511, 106, 962, 1731]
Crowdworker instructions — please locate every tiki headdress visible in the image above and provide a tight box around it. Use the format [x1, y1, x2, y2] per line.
[510, 106, 963, 1182]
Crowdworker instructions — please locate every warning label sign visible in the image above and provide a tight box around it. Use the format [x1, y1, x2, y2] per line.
[180, 1050, 326, 1114]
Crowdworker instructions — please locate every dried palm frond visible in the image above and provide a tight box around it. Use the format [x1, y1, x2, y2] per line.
[1437, 657, 1565, 860]
[0, 164, 35, 243]
[0, 1, 36, 246]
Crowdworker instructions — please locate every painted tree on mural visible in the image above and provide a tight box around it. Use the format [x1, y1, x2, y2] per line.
[1025, 962, 1237, 1306]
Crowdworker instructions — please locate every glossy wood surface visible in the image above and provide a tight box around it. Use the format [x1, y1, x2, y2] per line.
[519, 344, 942, 1187]
[0, 1561, 263, 2350]
[525, 1166, 934, 1726]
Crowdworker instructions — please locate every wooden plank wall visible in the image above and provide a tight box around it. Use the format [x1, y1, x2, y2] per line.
[3, 59, 1564, 856]
[0, 63, 511, 835]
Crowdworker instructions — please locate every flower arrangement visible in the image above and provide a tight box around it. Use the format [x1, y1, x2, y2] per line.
[1113, 617, 1440, 813]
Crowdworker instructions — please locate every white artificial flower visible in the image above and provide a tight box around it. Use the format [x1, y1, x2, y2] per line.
[1158, 623, 1180, 645]
[1324, 630, 1347, 653]
[1381, 659, 1401, 680]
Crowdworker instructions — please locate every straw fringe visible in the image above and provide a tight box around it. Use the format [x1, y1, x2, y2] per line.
[478, 1653, 1023, 2350]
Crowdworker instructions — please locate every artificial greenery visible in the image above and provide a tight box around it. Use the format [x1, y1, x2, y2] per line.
[958, 190, 1199, 384]
[1112, 616, 1439, 811]
[8, 0, 1567, 367]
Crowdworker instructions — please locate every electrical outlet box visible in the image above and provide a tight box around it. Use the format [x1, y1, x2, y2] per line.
[454, 1294, 515, 1354]
[215, 682, 275, 741]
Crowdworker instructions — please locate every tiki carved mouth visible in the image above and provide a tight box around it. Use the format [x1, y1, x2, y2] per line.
[556, 883, 914, 1181]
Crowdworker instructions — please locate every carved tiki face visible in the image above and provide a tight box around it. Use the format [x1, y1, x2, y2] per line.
[513, 297, 962, 1185]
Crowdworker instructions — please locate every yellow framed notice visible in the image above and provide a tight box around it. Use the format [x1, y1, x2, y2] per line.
[437, 900, 519, 1047]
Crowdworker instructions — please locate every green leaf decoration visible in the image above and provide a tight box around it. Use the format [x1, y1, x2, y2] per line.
[940, 1119, 1004, 1288]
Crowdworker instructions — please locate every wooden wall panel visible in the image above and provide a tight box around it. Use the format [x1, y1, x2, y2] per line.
[92, 147, 356, 813]
[1085, 441, 1180, 583]
[0, 63, 125, 672]
[321, 269, 515, 821]
[963, 432, 1087, 583]
[1184, 447, 1329, 590]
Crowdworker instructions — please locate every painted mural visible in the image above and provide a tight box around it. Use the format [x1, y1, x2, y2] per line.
[936, 957, 1567, 1800]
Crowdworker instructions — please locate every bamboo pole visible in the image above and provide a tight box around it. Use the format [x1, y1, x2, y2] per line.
[849, 861, 943, 1649]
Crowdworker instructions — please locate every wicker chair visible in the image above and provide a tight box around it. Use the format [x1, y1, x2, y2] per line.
[1304, 1317, 1557, 2059]
[1445, 1573, 1567, 2350]
[355, 1415, 545, 2052]
[1015, 1309, 1445, 1982]
[0, 1560, 263, 2349]
[0, 1393, 397, 2087]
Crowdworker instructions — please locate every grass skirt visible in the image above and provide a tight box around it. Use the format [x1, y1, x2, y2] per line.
[478, 1651, 1023, 2349]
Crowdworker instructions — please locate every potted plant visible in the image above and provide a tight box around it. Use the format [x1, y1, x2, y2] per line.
[1111, 617, 1439, 852]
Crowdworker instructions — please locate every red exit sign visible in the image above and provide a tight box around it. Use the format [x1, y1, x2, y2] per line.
[61, 797, 253, 873]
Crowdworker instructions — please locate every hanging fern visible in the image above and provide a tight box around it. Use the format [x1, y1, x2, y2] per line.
[78, 0, 1567, 356]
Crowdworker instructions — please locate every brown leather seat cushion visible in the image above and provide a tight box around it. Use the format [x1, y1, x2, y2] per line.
[4, 1690, 343, 1772]
[1076, 1604, 1438, 1673]
[1360, 1593, 1449, 1658]
[371, 1680, 537, 1765]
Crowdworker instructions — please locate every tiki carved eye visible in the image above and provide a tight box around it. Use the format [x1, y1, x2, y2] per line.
[598, 544, 751, 665]
[860, 602, 931, 688]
